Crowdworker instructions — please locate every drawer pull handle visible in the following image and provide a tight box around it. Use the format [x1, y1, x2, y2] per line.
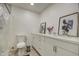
[53, 46, 57, 53]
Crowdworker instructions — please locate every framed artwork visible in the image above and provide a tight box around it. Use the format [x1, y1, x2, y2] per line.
[58, 12, 79, 37]
[40, 22, 46, 34]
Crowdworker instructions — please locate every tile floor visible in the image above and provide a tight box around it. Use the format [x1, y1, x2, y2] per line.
[9, 47, 39, 56]
[30, 48, 39, 56]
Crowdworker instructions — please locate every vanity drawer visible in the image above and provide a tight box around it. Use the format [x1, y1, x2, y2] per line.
[55, 39, 79, 54]
[56, 46, 78, 56]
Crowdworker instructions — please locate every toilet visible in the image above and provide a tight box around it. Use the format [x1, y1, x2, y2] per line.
[16, 34, 26, 56]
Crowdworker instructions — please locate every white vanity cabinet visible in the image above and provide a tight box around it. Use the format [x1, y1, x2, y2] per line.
[32, 33, 79, 56]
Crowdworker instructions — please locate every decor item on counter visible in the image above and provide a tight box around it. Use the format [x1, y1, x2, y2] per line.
[40, 22, 46, 34]
[58, 12, 79, 37]
[47, 26, 54, 34]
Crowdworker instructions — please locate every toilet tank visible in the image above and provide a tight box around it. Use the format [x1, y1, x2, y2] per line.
[16, 34, 26, 43]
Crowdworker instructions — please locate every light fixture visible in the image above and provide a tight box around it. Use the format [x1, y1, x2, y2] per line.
[30, 3, 34, 6]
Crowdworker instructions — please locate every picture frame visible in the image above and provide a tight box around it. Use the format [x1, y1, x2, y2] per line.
[40, 22, 46, 34]
[58, 12, 79, 37]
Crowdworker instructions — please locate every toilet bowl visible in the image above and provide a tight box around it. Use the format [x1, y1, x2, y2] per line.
[17, 42, 26, 48]
[16, 34, 26, 56]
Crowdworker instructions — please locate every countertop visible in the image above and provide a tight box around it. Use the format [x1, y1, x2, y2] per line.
[32, 33, 79, 45]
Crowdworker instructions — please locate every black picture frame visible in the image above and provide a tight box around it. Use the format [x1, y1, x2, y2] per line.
[40, 22, 46, 34]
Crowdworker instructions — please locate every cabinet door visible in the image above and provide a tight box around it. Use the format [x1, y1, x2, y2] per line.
[37, 36, 43, 55]
[55, 46, 78, 56]
[32, 35, 44, 55]
[33, 36, 54, 56]
[55, 38, 79, 55]
[32, 35, 36, 46]
[36, 35, 42, 51]
[43, 37, 56, 56]
[32, 35, 40, 50]
[38, 37, 49, 56]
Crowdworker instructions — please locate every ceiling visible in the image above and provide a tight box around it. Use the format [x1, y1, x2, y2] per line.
[11, 3, 53, 14]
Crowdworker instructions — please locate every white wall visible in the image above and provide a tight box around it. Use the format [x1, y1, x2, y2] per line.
[40, 3, 79, 34]
[7, 5, 40, 48]
[0, 4, 11, 55]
